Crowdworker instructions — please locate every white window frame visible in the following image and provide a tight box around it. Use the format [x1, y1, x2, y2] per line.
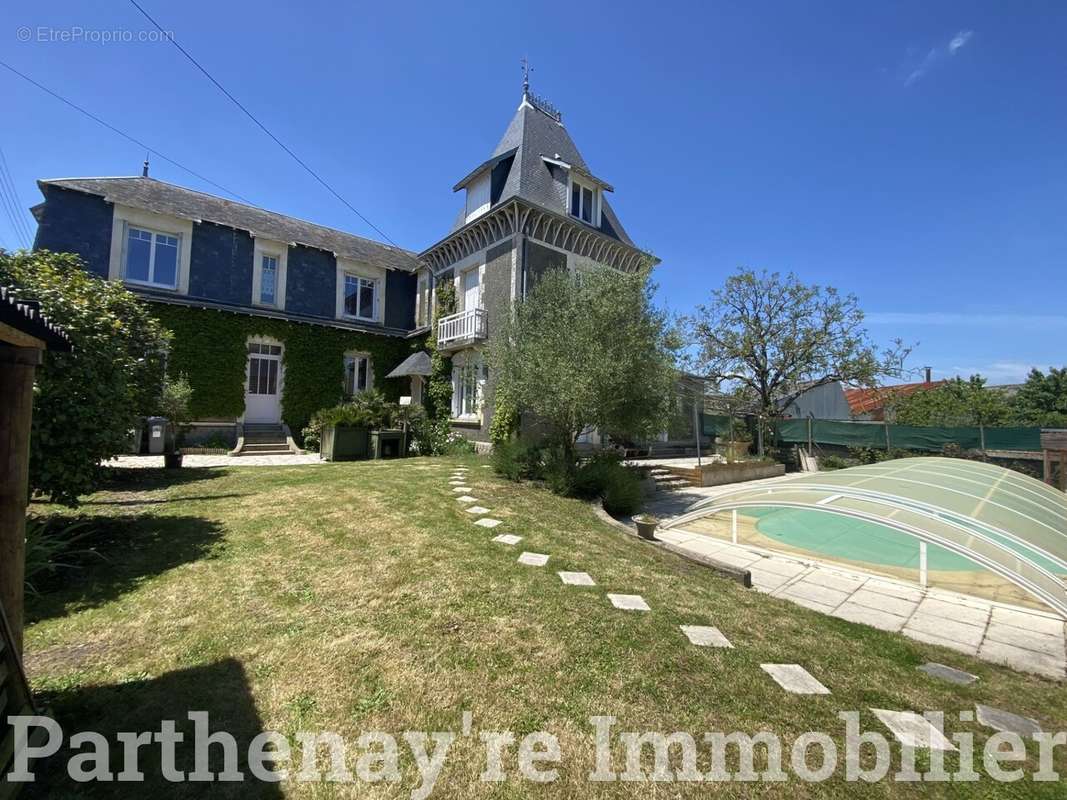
[458, 264, 483, 312]
[335, 258, 386, 324]
[108, 204, 192, 294]
[343, 351, 372, 396]
[252, 238, 288, 310]
[415, 271, 431, 328]
[568, 176, 600, 227]
[451, 353, 485, 421]
[122, 225, 180, 289]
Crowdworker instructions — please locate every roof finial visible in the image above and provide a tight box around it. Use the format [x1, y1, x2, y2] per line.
[521, 55, 531, 96]
[142, 152, 150, 178]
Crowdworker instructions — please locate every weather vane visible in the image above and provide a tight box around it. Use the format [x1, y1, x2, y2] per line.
[521, 56, 531, 94]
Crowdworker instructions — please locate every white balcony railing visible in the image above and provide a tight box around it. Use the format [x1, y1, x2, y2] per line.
[437, 307, 487, 346]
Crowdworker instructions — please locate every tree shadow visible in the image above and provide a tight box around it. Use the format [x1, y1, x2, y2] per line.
[98, 466, 231, 491]
[81, 494, 250, 507]
[25, 513, 225, 625]
[25, 658, 283, 798]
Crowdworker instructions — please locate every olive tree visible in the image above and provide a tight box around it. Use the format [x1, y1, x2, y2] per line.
[489, 267, 678, 466]
[687, 268, 909, 416]
[0, 250, 171, 505]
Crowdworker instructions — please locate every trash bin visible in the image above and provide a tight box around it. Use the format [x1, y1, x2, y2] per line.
[147, 416, 168, 454]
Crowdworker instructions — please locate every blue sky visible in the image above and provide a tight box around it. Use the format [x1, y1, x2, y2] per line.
[2, 1, 1064, 384]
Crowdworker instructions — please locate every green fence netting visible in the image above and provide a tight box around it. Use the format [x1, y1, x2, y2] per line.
[773, 419, 1042, 453]
[700, 414, 735, 437]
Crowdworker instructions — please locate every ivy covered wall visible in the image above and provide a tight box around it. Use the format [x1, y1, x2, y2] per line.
[150, 303, 423, 434]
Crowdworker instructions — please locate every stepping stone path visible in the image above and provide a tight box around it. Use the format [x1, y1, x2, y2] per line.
[680, 625, 733, 648]
[474, 518, 502, 529]
[558, 571, 596, 586]
[455, 495, 478, 503]
[518, 552, 550, 567]
[975, 704, 1042, 737]
[608, 594, 651, 612]
[871, 709, 956, 751]
[492, 534, 523, 545]
[465, 506, 490, 515]
[452, 486, 472, 493]
[761, 664, 830, 695]
[918, 662, 978, 686]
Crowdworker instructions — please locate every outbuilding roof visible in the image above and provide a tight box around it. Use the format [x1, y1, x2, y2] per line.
[0, 286, 72, 350]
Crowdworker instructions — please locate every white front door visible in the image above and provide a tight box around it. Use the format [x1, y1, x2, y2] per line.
[245, 342, 283, 423]
[462, 268, 480, 311]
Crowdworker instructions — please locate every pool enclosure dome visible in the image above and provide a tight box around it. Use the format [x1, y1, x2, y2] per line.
[665, 457, 1067, 618]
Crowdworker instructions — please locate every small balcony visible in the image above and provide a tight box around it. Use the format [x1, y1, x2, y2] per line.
[437, 307, 487, 350]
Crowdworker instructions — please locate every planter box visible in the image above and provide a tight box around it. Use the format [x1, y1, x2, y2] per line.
[698, 461, 785, 487]
[370, 429, 406, 460]
[321, 425, 370, 461]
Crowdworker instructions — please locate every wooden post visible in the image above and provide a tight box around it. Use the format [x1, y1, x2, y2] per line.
[0, 346, 42, 658]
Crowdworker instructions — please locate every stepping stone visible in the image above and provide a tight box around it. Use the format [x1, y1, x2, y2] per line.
[492, 534, 522, 545]
[917, 663, 978, 686]
[558, 571, 596, 586]
[518, 552, 549, 567]
[975, 704, 1042, 737]
[607, 594, 650, 612]
[473, 518, 502, 529]
[870, 709, 956, 751]
[465, 506, 490, 515]
[760, 664, 830, 695]
[449, 480, 467, 485]
[680, 625, 733, 648]
[451, 486, 472, 493]
[455, 495, 478, 503]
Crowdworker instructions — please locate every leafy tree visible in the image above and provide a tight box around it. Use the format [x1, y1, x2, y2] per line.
[0, 250, 171, 505]
[489, 267, 678, 467]
[888, 375, 1012, 427]
[1010, 367, 1067, 427]
[687, 268, 909, 417]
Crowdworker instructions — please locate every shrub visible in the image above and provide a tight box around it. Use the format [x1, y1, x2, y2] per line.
[572, 450, 625, 499]
[601, 465, 643, 516]
[493, 439, 545, 481]
[24, 516, 101, 595]
[819, 455, 850, 471]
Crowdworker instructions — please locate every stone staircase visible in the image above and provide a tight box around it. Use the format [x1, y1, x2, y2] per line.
[236, 424, 294, 456]
[648, 466, 700, 492]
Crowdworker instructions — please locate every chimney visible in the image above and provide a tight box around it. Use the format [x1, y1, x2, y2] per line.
[924, 366, 932, 384]
[142, 154, 150, 178]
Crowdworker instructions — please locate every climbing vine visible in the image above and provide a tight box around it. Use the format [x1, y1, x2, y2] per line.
[150, 304, 423, 436]
[425, 280, 456, 421]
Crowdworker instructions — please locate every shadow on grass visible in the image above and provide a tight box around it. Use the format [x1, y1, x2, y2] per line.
[26, 658, 282, 798]
[25, 513, 225, 625]
[98, 466, 231, 491]
[81, 494, 250, 507]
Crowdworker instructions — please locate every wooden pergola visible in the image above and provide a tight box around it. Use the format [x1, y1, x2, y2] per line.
[1041, 429, 1067, 491]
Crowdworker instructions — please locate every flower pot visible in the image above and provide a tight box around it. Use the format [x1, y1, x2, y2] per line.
[164, 451, 183, 469]
[321, 425, 370, 461]
[633, 515, 659, 541]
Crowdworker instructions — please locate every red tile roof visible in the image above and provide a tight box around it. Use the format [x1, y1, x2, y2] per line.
[844, 381, 946, 418]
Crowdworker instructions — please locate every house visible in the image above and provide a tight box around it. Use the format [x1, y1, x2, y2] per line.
[29, 84, 654, 450]
[780, 381, 852, 420]
[844, 377, 946, 421]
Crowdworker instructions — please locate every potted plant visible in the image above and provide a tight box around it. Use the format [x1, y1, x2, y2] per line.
[159, 374, 193, 469]
[633, 513, 659, 540]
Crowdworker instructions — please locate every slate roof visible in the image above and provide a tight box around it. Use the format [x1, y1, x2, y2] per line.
[0, 286, 72, 350]
[385, 350, 431, 378]
[38, 176, 419, 272]
[449, 96, 634, 246]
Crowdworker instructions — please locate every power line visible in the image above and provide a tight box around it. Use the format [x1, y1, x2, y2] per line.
[0, 59, 253, 204]
[0, 145, 34, 246]
[129, 0, 404, 250]
[0, 157, 29, 249]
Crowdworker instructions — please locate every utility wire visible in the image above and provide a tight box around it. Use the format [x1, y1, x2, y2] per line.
[129, 0, 404, 250]
[0, 158, 29, 249]
[0, 59, 253, 204]
[0, 145, 34, 246]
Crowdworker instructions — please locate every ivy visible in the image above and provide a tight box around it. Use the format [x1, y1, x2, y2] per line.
[425, 280, 456, 421]
[150, 304, 423, 436]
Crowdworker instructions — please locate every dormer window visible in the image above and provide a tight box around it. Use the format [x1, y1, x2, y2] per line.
[570, 178, 598, 225]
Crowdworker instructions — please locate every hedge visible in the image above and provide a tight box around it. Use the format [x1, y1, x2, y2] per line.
[150, 303, 424, 434]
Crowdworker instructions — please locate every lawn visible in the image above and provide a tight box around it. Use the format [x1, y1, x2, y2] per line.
[21, 456, 1067, 798]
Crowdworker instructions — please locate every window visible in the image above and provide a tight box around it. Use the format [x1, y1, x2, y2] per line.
[451, 357, 485, 419]
[569, 179, 596, 225]
[461, 267, 481, 311]
[416, 272, 431, 327]
[247, 343, 281, 396]
[343, 353, 371, 396]
[125, 225, 179, 288]
[260, 254, 278, 305]
[343, 274, 378, 321]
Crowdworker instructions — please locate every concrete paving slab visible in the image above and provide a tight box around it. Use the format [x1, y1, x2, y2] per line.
[902, 627, 979, 656]
[492, 534, 522, 545]
[518, 552, 549, 567]
[473, 518, 502, 529]
[975, 704, 1042, 737]
[871, 709, 956, 751]
[848, 588, 920, 618]
[608, 594, 651, 612]
[917, 663, 978, 685]
[784, 594, 838, 615]
[914, 597, 990, 628]
[680, 625, 733, 647]
[904, 613, 986, 649]
[706, 548, 763, 570]
[806, 569, 867, 594]
[984, 624, 1064, 658]
[761, 664, 831, 694]
[832, 601, 907, 633]
[780, 581, 850, 610]
[676, 537, 730, 558]
[989, 606, 1066, 637]
[749, 558, 809, 579]
[978, 639, 1066, 680]
[558, 571, 596, 586]
[749, 569, 794, 593]
[451, 486, 473, 493]
[862, 579, 924, 603]
[455, 495, 478, 503]
[465, 506, 490, 515]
